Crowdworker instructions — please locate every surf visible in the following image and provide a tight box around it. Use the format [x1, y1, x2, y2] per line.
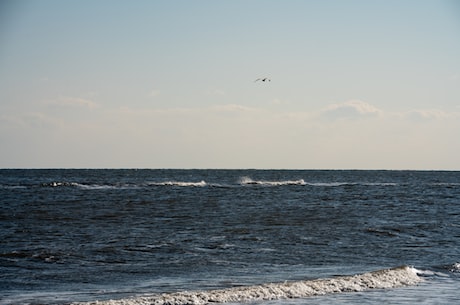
[72, 266, 422, 305]
[239, 176, 306, 186]
[150, 180, 208, 187]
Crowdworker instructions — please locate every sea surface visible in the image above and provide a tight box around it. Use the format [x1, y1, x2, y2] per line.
[1, 169, 459, 305]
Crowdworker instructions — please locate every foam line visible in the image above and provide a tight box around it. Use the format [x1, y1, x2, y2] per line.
[73, 266, 422, 305]
[239, 177, 306, 186]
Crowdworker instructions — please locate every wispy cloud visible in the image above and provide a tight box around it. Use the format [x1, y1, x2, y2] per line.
[270, 98, 290, 106]
[211, 104, 257, 113]
[3, 101, 459, 169]
[404, 109, 451, 121]
[321, 100, 382, 120]
[46, 96, 99, 109]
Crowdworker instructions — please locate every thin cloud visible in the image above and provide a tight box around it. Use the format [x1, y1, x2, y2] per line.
[46, 97, 99, 109]
[211, 104, 256, 113]
[321, 100, 382, 120]
[404, 109, 452, 121]
[110, 104, 261, 124]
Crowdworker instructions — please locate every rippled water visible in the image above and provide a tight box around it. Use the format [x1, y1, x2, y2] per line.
[1, 169, 459, 304]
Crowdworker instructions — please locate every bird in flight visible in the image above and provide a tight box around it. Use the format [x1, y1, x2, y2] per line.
[254, 77, 271, 82]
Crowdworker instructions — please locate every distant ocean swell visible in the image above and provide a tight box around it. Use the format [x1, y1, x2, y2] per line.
[73, 266, 422, 305]
[2, 177, 422, 189]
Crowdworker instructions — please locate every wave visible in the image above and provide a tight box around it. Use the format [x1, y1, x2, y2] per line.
[149, 180, 208, 187]
[19, 181, 210, 189]
[41, 181, 81, 187]
[39, 182, 138, 190]
[14, 180, 457, 190]
[304, 182, 398, 187]
[12, 179, 457, 190]
[238, 178, 399, 187]
[240, 177, 306, 186]
[72, 266, 422, 305]
[447, 262, 460, 273]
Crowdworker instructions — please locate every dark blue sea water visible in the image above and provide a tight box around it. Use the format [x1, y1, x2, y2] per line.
[1, 169, 459, 305]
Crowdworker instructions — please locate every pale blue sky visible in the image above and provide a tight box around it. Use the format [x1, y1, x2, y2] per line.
[1, 0, 459, 169]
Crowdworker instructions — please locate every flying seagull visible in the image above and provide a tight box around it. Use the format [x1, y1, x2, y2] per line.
[254, 77, 271, 82]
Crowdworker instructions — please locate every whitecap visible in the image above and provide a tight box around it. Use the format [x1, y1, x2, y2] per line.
[72, 266, 422, 305]
[448, 262, 460, 273]
[239, 177, 306, 186]
[150, 180, 207, 187]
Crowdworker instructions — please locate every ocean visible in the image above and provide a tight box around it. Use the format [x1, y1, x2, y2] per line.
[1, 169, 459, 305]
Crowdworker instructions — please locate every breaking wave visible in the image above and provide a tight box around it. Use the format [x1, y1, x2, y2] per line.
[240, 177, 306, 186]
[149, 180, 208, 187]
[40, 182, 138, 190]
[41, 181, 81, 187]
[72, 266, 422, 305]
[237, 178, 399, 187]
[4, 180, 438, 190]
[39, 181, 209, 189]
[447, 262, 460, 273]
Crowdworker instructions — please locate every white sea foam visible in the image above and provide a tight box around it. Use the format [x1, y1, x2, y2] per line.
[151, 181, 207, 187]
[75, 183, 120, 190]
[240, 177, 306, 186]
[448, 262, 460, 273]
[305, 182, 350, 187]
[238, 178, 397, 187]
[44, 181, 80, 187]
[42, 182, 120, 189]
[305, 182, 397, 187]
[72, 266, 422, 305]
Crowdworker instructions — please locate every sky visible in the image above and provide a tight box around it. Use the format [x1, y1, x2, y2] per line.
[1, 0, 459, 169]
